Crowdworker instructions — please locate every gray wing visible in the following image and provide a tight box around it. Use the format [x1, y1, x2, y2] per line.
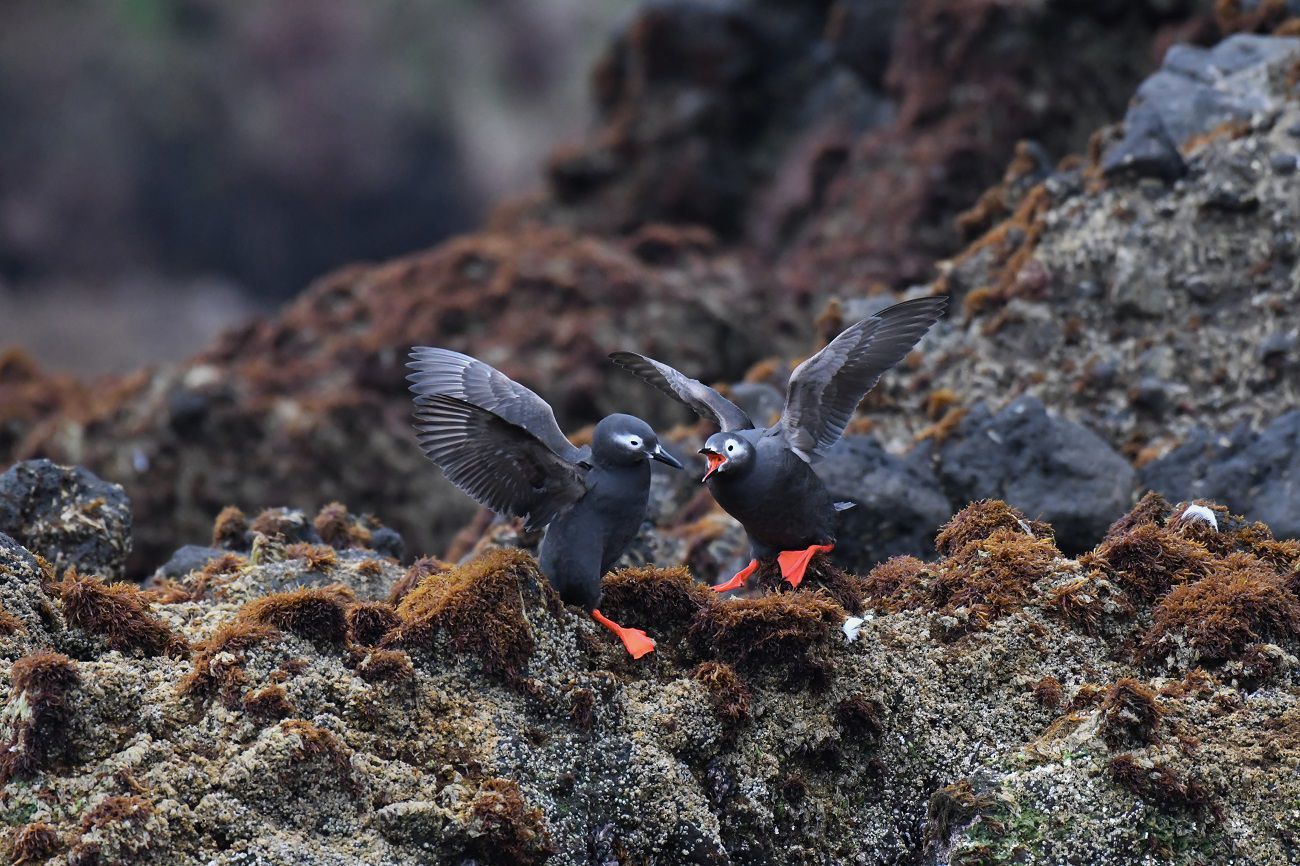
[412, 394, 588, 532]
[608, 352, 753, 432]
[407, 347, 582, 463]
[779, 296, 948, 463]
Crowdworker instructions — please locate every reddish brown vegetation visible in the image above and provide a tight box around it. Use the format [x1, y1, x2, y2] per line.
[179, 620, 278, 705]
[1099, 678, 1163, 748]
[387, 556, 451, 605]
[10, 821, 61, 865]
[689, 592, 844, 670]
[57, 570, 188, 657]
[1142, 553, 1300, 667]
[239, 588, 349, 645]
[1, 652, 81, 783]
[599, 565, 713, 633]
[242, 685, 295, 721]
[691, 662, 751, 729]
[935, 500, 1053, 557]
[463, 778, 555, 865]
[1084, 524, 1212, 601]
[347, 602, 401, 646]
[930, 530, 1059, 622]
[1108, 754, 1210, 815]
[861, 555, 930, 612]
[211, 506, 249, 549]
[354, 649, 415, 685]
[387, 548, 543, 681]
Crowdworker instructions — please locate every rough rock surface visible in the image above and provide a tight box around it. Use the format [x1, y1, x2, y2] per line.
[932, 396, 1136, 554]
[1142, 410, 1300, 540]
[2, 474, 1299, 864]
[0, 459, 132, 579]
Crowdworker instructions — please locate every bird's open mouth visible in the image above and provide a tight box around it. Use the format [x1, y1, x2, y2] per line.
[700, 448, 726, 482]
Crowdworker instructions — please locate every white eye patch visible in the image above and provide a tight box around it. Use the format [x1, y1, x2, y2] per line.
[614, 433, 644, 450]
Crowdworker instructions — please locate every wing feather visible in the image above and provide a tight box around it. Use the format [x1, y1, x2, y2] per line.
[780, 296, 948, 462]
[407, 347, 582, 463]
[608, 352, 753, 432]
[412, 394, 588, 531]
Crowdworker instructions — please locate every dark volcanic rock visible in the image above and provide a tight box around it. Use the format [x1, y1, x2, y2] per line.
[155, 545, 229, 581]
[1141, 411, 1300, 540]
[1105, 34, 1300, 180]
[816, 435, 953, 572]
[0, 459, 132, 578]
[935, 397, 1136, 554]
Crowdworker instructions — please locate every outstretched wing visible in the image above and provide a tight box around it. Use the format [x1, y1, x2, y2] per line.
[608, 352, 753, 432]
[779, 296, 947, 463]
[413, 394, 588, 531]
[407, 347, 582, 463]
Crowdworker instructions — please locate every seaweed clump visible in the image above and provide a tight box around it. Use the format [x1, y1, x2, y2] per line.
[861, 555, 930, 612]
[930, 530, 1060, 624]
[689, 592, 844, 671]
[354, 649, 415, 684]
[74, 795, 157, 866]
[600, 565, 713, 635]
[282, 719, 360, 794]
[10, 821, 62, 864]
[1084, 523, 1212, 602]
[211, 506, 249, 549]
[0, 652, 80, 782]
[1141, 553, 1300, 668]
[1108, 754, 1211, 815]
[691, 661, 751, 729]
[239, 588, 350, 646]
[935, 500, 1053, 557]
[836, 693, 885, 740]
[387, 548, 544, 681]
[57, 569, 189, 658]
[387, 555, 451, 605]
[1044, 571, 1133, 637]
[347, 601, 401, 646]
[0, 605, 25, 636]
[1098, 678, 1163, 748]
[178, 620, 278, 705]
[242, 684, 295, 721]
[459, 778, 555, 865]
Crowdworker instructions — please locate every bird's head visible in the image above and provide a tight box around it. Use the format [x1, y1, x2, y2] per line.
[700, 432, 753, 482]
[592, 414, 683, 469]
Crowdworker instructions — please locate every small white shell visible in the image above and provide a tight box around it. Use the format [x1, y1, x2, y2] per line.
[842, 616, 866, 643]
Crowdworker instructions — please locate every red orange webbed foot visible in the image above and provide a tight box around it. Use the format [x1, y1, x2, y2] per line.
[712, 558, 759, 593]
[777, 544, 835, 588]
[591, 609, 656, 659]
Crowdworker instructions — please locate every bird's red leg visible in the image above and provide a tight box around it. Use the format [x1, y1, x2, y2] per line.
[777, 544, 835, 588]
[712, 558, 759, 593]
[591, 609, 656, 659]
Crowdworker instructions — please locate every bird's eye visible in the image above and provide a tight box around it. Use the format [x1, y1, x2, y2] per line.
[727, 444, 735, 452]
[629, 438, 640, 448]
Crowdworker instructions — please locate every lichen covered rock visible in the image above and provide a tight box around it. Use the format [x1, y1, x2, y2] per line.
[0, 480, 1297, 864]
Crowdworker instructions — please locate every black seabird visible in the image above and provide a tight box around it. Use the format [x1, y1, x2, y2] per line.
[408, 348, 683, 657]
[610, 296, 947, 591]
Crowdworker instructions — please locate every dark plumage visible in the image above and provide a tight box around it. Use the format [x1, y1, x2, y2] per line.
[611, 296, 947, 590]
[408, 348, 682, 657]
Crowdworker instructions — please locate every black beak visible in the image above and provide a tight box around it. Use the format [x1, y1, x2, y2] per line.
[650, 443, 683, 469]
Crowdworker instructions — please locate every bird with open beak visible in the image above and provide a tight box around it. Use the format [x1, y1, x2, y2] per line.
[612, 296, 947, 592]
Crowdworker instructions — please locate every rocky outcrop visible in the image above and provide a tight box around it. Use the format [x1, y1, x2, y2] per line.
[0, 0, 1235, 575]
[2, 471, 1298, 864]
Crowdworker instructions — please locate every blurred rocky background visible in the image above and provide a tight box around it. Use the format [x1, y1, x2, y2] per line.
[0, 0, 629, 372]
[2, 0, 1300, 578]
